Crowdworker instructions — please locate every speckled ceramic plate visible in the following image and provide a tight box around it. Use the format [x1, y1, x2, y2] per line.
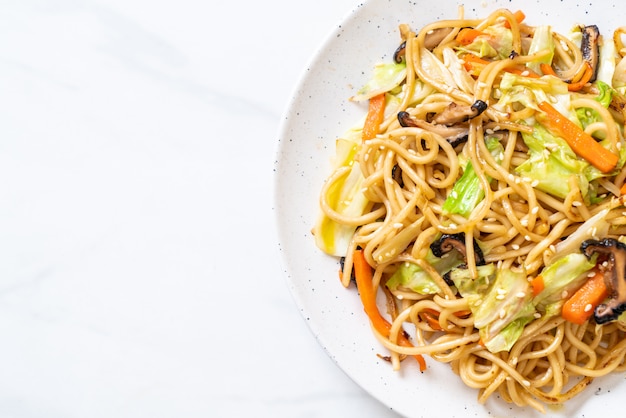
[274, 1, 625, 416]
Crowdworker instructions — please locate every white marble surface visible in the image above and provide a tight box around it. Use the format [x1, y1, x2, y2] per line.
[0, 1, 401, 417]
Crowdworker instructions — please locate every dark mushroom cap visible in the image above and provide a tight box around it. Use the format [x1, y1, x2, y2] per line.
[580, 238, 626, 324]
[430, 232, 485, 265]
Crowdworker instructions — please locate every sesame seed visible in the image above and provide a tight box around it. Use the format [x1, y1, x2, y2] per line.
[534, 312, 542, 318]
[525, 235, 531, 241]
[531, 207, 539, 215]
[522, 380, 531, 387]
[516, 291, 526, 298]
[561, 290, 569, 299]
[572, 201, 582, 207]
[521, 70, 530, 76]
[531, 180, 539, 187]
[520, 219, 529, 227]
[496, 294, 506, 300]
[584, 303, 593, 312]
[512, 244, 520, 250]
[588, 271, 596, 278]
[499, 308, 506, 318]
[393, 223, 404, 228]
[497, 288, 507, 295]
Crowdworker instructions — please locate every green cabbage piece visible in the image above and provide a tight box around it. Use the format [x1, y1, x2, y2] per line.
[532, 252, 597, 317]
[442, 136, 504, 217]
[351, 62, 407, 102]
[515, 124, 591, 199]
[451, 264, 535, 352]
[526, 25, 555, 73]
[313, 138, 370, 256]
[386, 250, 464, 295]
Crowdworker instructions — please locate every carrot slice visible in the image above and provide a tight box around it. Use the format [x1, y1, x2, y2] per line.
[362, 93, 386, 141]
[537, 101, 618, 173]
[567, 62, 593, 92]
[504, 10, 526, 29]
[352, 249, 427, 371]
[456, 28, 489, 46]
[530, 275, 545, 297]
[540, 63, 557, 76]
[561, 268, 609, 324]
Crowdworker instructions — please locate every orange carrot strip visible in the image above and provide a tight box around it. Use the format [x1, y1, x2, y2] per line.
[537, 101, 618, 173]
[352, 249, 427, 371]
[561, 268, 609, 324]
[504, 10, 526, 28]
[462, 54, 539, 78]
[530, 275, 545, 297]
[361, 93, 386, 141]
[540, 63, 557, 76]
[567, 62, 593, 92]
[456, 28, 489, 46]
[620, 182, 626, 195]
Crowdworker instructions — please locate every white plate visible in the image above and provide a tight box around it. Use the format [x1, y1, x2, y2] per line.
[274, 1, 625, 416]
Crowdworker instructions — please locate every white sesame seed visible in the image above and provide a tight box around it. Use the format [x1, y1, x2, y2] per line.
[499, 308, 506, 318]
[393, 223, 404, 228]
[516, 291, 526, 298]
[534, 312, 542, 318]
[512, 244, 520, 250]
[449, 223, 457, 229]
[525, 235, 531, 241]
[588, 271, 596, 278]
[584, 303, 593, 312]
[531, 180, 539, 187]
[496, 294, 506, 300]
[497, 288, 507, 295]
[521, 70, 530, 76]
[531, 207, 539, 215]
[572, 201, 582, 207]
[520, 219, 529, 227]
[522, 380, 531, 387]
[561, 290, 569, 299]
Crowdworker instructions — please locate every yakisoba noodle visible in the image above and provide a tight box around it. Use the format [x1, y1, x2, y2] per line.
[314, 8, 626, 412]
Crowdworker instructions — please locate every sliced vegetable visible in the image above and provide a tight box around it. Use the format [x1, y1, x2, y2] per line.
[580, 238, 626, 324]
[353, 249, 427, 371]
[530, 275, 545, 297]
[456, 28, 489, 46]
[515, 124, 590, 200]
[532, 252, 597, 316]
[537, 100, 618, 173]
[567, 62, 593, 92]
[386, 250, 464, 295]
[451, 264, 535, 352]
[442, 136, 504, 216]
[503, 10, 526, 29]
[525, 25, 555, 73]
[350, 62, 407, 102]
[362, 93, 386, 141]
[561, 267, 608, 324]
